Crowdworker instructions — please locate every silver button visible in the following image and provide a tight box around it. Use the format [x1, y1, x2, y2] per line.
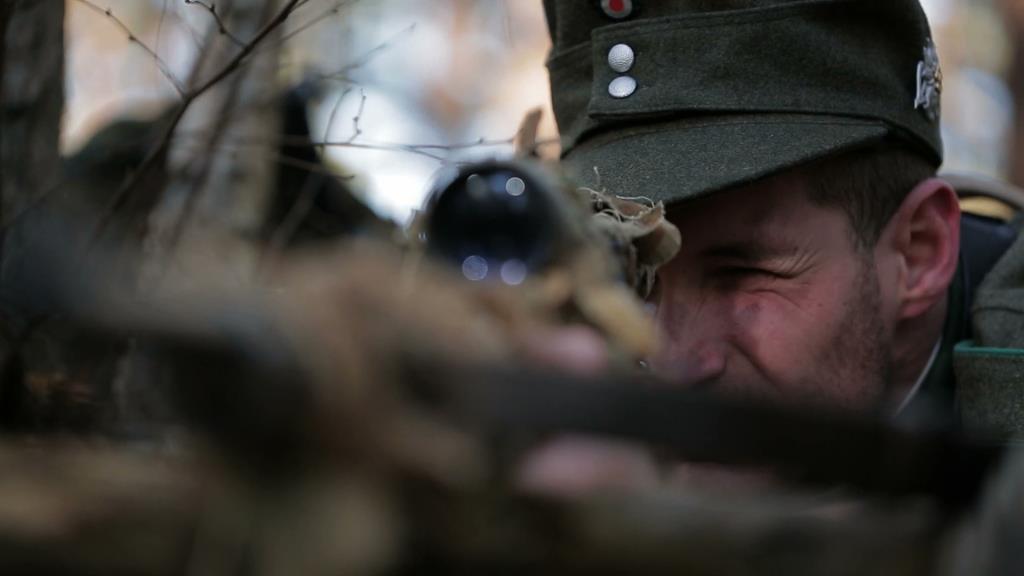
[608, 75, 637, 98]
[608, 43, 635, 73]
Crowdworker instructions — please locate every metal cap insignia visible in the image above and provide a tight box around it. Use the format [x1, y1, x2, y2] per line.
[914, 39, 942, 123]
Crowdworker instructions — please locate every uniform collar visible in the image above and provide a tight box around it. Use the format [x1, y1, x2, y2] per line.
[896, 255, 967, 427]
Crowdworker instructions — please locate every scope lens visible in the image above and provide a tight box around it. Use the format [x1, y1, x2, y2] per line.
[425, 164, 561, 284]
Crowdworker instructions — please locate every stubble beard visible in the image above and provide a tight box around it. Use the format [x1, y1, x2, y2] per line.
[818, 254, 893, 413]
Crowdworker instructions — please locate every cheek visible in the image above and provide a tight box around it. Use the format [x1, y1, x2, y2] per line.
[732, 298, 763, 327]
[727, 289, 841, 377]
[729, 296, 792, 361]
[870, 251, 903, 327]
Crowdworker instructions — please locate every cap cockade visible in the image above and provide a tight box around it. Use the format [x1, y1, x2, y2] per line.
[601, 0, 633, 20]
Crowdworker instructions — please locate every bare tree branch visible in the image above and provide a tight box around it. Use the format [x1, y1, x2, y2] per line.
[155, 0, 169, 56]
[274, 0, 349, 47]
[346, 89, 365, 143]
[500, 0, 513, 49]
[264, 167, 323, 259]
[173, 0, 209, 53]
[163, 62, 249, 253]
[71, 0, 186, 97]
[173, 133, 555, 164]
[189, 0, 302, 98]
[321, 87, 352, 154]
[268, 152, 355, 181]
[184, 0, 246, 47]
[189, 134, 450, 162]
[221, 0, 353, 69]
[91, 0, 305, 244]
[318, 22, 416, 82]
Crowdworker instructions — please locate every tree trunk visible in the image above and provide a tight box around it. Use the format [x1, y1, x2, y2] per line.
[0, 0, 65, 430]
[0, 0, 11, 233]
[1, 0, 64, 248]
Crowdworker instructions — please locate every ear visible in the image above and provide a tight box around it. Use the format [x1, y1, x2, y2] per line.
[883, 178, 960, 319]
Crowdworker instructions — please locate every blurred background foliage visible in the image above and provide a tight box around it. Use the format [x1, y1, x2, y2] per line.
[64, 0, 558, 225]
[62, 0, 1024, 224]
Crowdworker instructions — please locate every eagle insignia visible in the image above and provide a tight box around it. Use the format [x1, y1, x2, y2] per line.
[914, 39, 942, 123]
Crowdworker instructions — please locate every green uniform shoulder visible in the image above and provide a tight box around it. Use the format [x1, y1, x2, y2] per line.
[956, 228, 1024, 435]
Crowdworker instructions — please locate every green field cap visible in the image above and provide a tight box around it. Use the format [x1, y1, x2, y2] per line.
[543, 0, 944, 204]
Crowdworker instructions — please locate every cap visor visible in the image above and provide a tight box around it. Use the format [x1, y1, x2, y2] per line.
[562, 114, 890, 205]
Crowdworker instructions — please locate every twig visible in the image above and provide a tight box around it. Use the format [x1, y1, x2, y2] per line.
[150, 146, 359, 283]
[0, 181, 61, 233]
[264, 167, 322, 260]
[399, 136, 516, 151]
[164, 61, 247, 253]
[184, 0, 246, 48]
[173, 0, 209, 53]
[275, 0, 349, 47]
[269, 153, 355, 181]
[190, 0, 303, 98]
[243, 0, 353, 60]
[174, 14, 402, 129]
[322, 135, 562, 158]
[346, 89, 365, 143]
[321, 87, 352, 153]
[72, 0, 186, 97]
[226, 136, 449, 162]
[156, 0, 169, 57]
[174, 129, 561, 163]
[320, 22, 416, 80]
[91, 0, 305, 244]
[179, 0, 218, 91]
[501, 0, 513, 49]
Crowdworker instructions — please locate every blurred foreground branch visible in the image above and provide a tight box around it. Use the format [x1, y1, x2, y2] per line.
[0, 437, 954, 576]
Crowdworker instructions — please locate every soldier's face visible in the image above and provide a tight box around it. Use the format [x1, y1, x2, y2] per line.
[649, 172, 892, 411]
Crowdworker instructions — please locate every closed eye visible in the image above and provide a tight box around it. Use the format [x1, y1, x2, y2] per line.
[715, 266, 782, 279]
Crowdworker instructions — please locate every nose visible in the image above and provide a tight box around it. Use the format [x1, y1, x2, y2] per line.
[653, 341, 728, 389]
[650, 297, 729, 388]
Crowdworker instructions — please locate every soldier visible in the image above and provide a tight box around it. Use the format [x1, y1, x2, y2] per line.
[542, 0, 1024, 432]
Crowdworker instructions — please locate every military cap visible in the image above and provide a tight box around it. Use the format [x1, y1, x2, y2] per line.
[543, 0, 944, 204]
